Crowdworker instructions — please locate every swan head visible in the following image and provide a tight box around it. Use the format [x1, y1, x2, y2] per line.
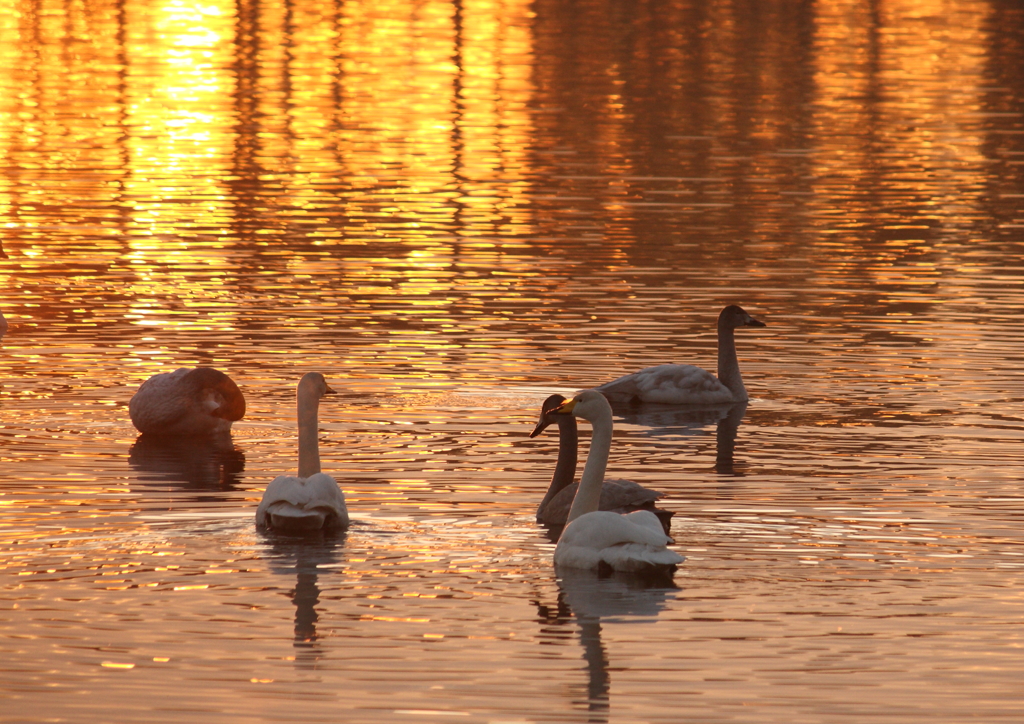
[298, 371, 336, 400]
[529, 393, 568, 438]
[720, 304, 766, 330]
[553, 389, 612, 423]
[184, 367, 246, 421]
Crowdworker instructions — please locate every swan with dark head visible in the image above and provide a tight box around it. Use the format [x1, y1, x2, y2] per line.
[595, 305, 765, 405]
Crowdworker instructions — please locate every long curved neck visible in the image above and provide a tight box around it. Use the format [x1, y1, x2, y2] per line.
[538, 416, 578, 514]
[296, 387, 322, 478]
[717, 323, 748, 401]
[566, 411, 612, 523]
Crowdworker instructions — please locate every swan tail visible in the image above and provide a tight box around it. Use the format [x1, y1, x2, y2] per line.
[256, 473, 349, 534]
[265, 503, 328, 533]
[258, 501, 349, 533]
[600, 543, 685, 572]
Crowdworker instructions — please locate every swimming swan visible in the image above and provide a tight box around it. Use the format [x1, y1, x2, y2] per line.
[530, 393, 673, 534]
[551, 390, 684, 572]
[595, 304, 766, 405]
[129, 367, 246, 436]
[256, 372, 349, 534]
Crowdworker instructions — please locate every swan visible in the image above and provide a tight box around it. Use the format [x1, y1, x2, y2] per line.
[256, 372, 349, 534]
[595, 304, 766, 405]
[551, 390, 684, 573]
[129, 367, 246, 436]
[530, 393, 673, 534]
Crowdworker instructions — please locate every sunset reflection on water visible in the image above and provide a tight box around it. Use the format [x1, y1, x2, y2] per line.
[2, 0, 1024, 721]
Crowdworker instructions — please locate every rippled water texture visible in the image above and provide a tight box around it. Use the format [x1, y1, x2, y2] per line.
[2, 0, 1024, 721]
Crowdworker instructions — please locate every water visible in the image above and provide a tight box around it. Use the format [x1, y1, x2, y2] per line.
[2, 0, 1024, 720]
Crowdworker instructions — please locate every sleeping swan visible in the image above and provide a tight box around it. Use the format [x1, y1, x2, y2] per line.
[551, 390, 683, 573]
[595, 304, 766, 405]
[129, 367, 246, 436]
[530, 393, 672, 534]
[256, 372, 349, 534]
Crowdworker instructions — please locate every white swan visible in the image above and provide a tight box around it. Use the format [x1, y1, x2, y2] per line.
[552, 390, 684, 572]
[129, 367, 246, 436]
[530, 393, 672, 534]
[595, 304, 766, 405]
[256, 372, 349, 534]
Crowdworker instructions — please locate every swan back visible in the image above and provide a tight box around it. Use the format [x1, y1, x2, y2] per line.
[596, 364, 734, 405]
[554, 510, 684, 572]
[129, 367, 246, 436]
[256, 472, 349, 533]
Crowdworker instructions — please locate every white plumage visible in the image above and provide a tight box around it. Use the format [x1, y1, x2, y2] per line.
[595, 305, 765, 405]
[555, 510, 682, 571]
[256, 372, 349, 534]
[551, 390, 684, 573]
[257, 472, 349, 533]
[129, 367, 246, 436]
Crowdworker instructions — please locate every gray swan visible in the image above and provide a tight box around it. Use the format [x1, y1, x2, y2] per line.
[596, 305, 766, 405]
[530, 393, 672, 535]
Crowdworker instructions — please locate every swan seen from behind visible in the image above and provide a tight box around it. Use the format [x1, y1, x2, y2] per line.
[256, 372, 349, 535]
[595, 304, 765, 405]
[129, 367, 246, 436]
[550, 390, 683, 573]
[530, 393, 672, 534]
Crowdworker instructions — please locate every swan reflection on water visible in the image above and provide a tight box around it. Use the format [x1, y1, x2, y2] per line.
[537, 568, 678, 722]
[263, 532, 346, 669]
[610, 400, 750, 476]
[128, 432, 246, 491]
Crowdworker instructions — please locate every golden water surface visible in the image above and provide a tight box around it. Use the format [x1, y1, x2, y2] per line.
[2, 0, 1024, 721]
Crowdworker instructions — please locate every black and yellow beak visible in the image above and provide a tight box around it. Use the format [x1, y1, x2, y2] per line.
[554, 397, 578, 415]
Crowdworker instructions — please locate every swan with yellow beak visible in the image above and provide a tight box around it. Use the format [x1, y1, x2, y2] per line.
[550, 390, 684, 572]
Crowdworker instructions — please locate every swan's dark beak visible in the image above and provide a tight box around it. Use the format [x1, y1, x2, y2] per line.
[530, 393, 568, 438]
[745, 316, 766, 328]
[324, 384, 337, 395]
[529, 417, 552, 438]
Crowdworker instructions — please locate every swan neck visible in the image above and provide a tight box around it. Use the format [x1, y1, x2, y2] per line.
[538, 416, 578, 514]
[566, 411, 612, 522]
[717, 323, 748, 400]
[297, 387, 322, 478]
